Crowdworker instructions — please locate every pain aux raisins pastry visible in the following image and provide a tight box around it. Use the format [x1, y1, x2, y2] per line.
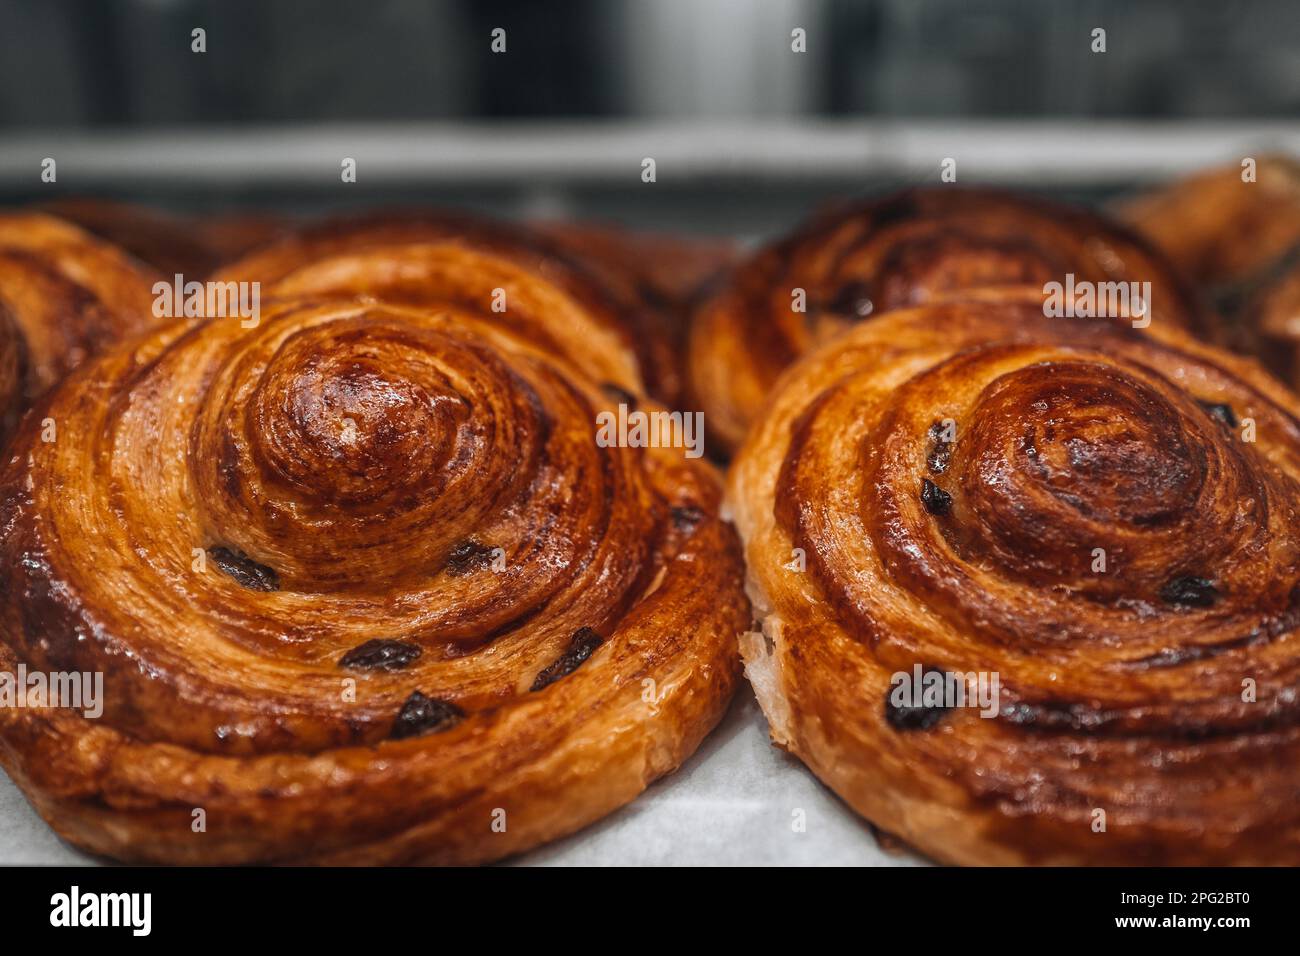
[38, 198, 293, 278]
[728, 290, 1300, 865]
[690, 187, 1201, 454]
[1118, 157, 1300, 388]
[1117, 156, 1300, 295]
[37, 198, 233, 279]
[536, 220, 738, 405]
[0, 293, 749, 864]
[213, 211, 684, 406]
[1246, 254, 1300, 390]
[0, 211, 162, 436]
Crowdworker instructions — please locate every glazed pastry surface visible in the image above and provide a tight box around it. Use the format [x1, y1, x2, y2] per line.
[1119, 158, 1300, 386]
[0, 296, 748, 864]
[1118, 156, 1300, 291]
[215, 212, 683, 404]
[0, 212, 162, 434]
[692, 187, 1200, 453]
[729, 290, 1300, 865]
[1249, 256, 1300, 386]
[38, 198, 229, 278]
[537, 220, 737, 405]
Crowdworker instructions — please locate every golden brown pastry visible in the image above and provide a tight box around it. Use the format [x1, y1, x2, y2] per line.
[692, 187, 1202, 454]
[729, 288, 1300, 865]
[0, 305, 20, 429]
[1118, 156, 1300, 382]
[37, 198, 220, 278]
[214, 212, 683, 405]
[0, 211, 162, 435]
[37, 198, 291, 278]
[0, 293, 749, 864]
[1117, 155, 1300, 291]
[197, 212, 292, 266]
[537, 220, 737, 405]
[536, 221, 736, 314]
[1249, 253, 1300, 386]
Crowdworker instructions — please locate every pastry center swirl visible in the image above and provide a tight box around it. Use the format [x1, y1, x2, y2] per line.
[950, 362, 1213, 583]
[780, 338, 1300, 662]
[189, 313, 561, 592]
[253, 327, 466, 505]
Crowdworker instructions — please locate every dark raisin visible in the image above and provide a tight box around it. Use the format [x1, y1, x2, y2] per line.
[824, 281, 875, 319]
[920, 478, 953, 516]
[391, 691, 464, 739]
[208, 546, 280, 592]
[446, 540, 496, 576]
[339, 639, 422, 672]
[531, 627, 604, 692]
[1196, 400, 1238, 428]
[884, 667, 952, 731]
[671, 505, 705, 533]
[599, 382, 638, 410]
[926, 421, 953, 474]
[1159, 575, 1220, 608]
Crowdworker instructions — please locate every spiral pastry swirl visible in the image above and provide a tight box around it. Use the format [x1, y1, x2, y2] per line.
[214, 212, 683, 404]
[0, 212, 162, 435]
[0, 297, 747, 864]
[729, 291, 1300, 864]
[691, 187, 1201, 453]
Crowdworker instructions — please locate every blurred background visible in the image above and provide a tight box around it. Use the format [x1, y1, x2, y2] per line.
[0, 0, 1297, 234]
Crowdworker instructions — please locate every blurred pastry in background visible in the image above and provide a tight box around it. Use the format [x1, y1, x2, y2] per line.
[691, 186, 1200, 454]
[1244, 250, 1300, 387]
[37, 197, 223, 278]
[1117, 155, 1300, 290]
[1117, 156, 1300, 386]
[38, 198, 293, 278]
[537, 221, 737, 407]
[0, 211, 162, 436]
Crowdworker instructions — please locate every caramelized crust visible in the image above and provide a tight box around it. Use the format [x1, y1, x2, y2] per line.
[729, 290, 1300, 865]
[691, 188, 1200, 454]
[214, 212, 684, 405]
[0, 306, 19, 429]
[1117, 156, 1300, 290]
[0, 212, 162, 435]
[537, 221, 737, 405]
[1118, 157, 1300, 386]
[1251, 256, 1300, 386]
[0, 296, 748, 864]
[38, 198, 291, 278]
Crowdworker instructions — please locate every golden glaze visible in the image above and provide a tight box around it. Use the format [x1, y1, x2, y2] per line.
[0, 296, 748, 864]
[214, 212, 685, 405]
[1118, 156, 1300, 290]
[692, 188, 1200, 454]
[1119, 157, 1300, 387]
[537, 221, 737, 405]
[39, 198, 292, 278]
[0, 212, 162, 434]
[729, 291, 1300, 865]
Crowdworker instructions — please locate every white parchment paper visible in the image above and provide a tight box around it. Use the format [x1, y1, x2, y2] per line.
[0, 688, 923, 866]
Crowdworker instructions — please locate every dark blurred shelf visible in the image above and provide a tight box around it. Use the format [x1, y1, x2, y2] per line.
[1, 119, 1295, 236]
